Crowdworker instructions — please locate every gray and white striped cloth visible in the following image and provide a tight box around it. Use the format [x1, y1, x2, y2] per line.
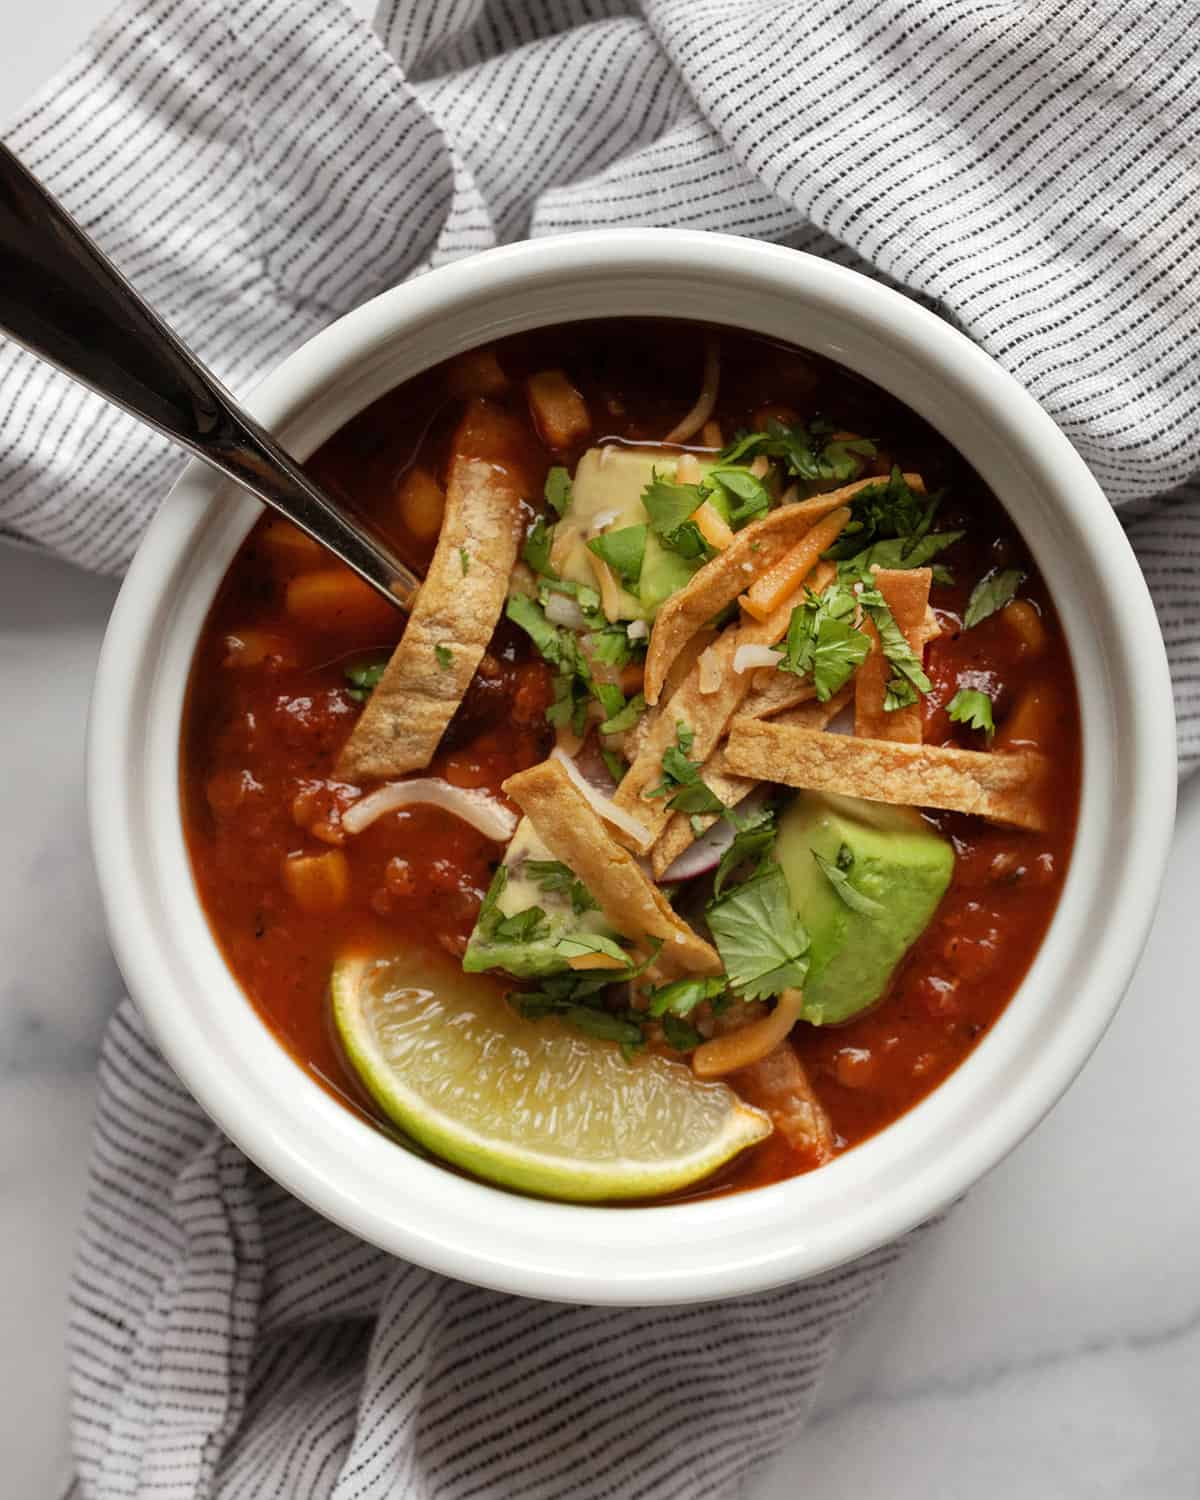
[4, 2, 1196, 1497]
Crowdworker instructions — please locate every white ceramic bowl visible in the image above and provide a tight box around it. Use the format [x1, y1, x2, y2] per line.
[88, 229, 1176, 1304]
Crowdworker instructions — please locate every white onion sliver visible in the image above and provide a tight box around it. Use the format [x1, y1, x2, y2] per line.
[626, 618, 649, 641]
[659, 786, 772, 882]
[550, 747, 654, 851]
[544, 593, 587, 630]
[733, 644, 784, 675]
[342, 779, 516, 842]
[587, 509, 620, 536]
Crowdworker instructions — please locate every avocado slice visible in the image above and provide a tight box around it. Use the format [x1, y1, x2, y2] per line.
[463, 818, 617, 978]
[776, 791, 954, 1024]
[549, 447, 712, 621]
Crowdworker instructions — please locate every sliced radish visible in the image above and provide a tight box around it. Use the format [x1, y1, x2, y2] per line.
[659, 786, 772, 881]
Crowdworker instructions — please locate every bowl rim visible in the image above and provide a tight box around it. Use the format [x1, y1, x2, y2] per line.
[87, 228, 1176, 1304]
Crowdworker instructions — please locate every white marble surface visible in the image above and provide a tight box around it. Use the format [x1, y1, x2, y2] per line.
[2, 7, 1199, 1499]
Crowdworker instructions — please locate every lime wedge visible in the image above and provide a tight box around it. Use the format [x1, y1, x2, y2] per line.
[332, 952, 772, 1202]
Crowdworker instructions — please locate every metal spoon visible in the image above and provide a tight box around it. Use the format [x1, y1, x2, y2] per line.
[0, 144, 419, 612]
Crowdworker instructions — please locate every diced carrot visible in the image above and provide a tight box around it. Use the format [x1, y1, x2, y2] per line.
[258, 518, 324, 568]
[1002, 599, 1047, 654]
[222, 629, 298, 669]
[738, 507, 851, 621]
[694, 500, 734, 551]
[527, 370, 591, 449]
[285, 568, 401, 635]
[282, 850, 350, 912]
[397, 467, 446, 542]
[446, 347, 509, 398]
[619, 660, 646, 694]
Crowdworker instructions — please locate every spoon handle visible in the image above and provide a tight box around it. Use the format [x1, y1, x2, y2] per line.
[0, 144, 419, 612]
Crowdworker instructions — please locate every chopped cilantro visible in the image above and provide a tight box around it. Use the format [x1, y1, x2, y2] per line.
[459, 547, 471, 576]
[858, 585, 932, 704]
[435, 644, 454, 671]
[475, 864, 507, 931]
[964, 568, 1024, 630]
[812, 849, 884, 916]
[707, 862, 809, 1001]
[601, 746, 628, 785]
[509, 941, 664, 1057]
[505, 593, 609, 732]
[676, 722, 695, 756]
[587, 524, 646, 588]
[523, 859, 598, 915]
[721, 418, 876, 493]
[645, 722, 724, 815]
[599, 692, 645, 735]
[642, 471, 707, 536]
[492, 905, 550, 943]
[522, 515, 555, 576]
[837, 529, 964, 583]
[544, 466, 572, 517]
[779, 584, 870, 700]
[343, 659, 387, 702]
[588, 626, 639, 669]
[661, 1015, 704, 1052]
[824, 467, 939, 560]
[713, 807, 777, 898]
[706, 464, 772, 527]
[947, 686, 996, 739]
[883, 676, 920, 712]
[646, 975, 728, 1018]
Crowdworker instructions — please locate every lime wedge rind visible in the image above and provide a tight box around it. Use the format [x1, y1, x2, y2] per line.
[332, 954, 771, 1202]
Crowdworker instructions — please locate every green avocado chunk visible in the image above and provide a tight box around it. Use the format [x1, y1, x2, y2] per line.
[549, 447, 712, 621]
[776, 791, 954, 1025]
[462, 818, 616, 978]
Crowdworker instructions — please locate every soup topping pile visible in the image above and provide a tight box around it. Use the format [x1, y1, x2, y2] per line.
[184, 324, 1079, 1202]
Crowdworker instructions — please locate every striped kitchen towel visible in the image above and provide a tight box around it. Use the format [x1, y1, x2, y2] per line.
[2, 3, 1195, 1499]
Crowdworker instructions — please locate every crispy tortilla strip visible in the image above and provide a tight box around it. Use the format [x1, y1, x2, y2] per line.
[643, 475, 921, 706]
[740, 672, 819, 721]
[613, 581, 809, 849]
[854, 567, 933, 744]
[735, 1043, 834, 1165]
[337, 420, 524, 781]
[502, 759, 722, 975]
[651, 748, 757, 879]
[724, 720, 1050, 831]
[772, 682, 854, 732]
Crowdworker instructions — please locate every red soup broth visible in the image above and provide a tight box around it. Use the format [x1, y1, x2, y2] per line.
[181, 320, 1080, 1196]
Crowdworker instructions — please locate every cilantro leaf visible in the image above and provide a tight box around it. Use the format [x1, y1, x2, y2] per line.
[824, 467, 938, 559]
[812, 848, 884, 916]
[707, 863, 809, 1001]
[343, 659, 387, 702]
[642, 471, 707, 536]
[837, 529, 964, 583]
[676, 722, 695, 756]
[859, 586, 932, 701]
[492, 905, 550, 943]
[667, 780, 726, 816]
[661, 1015, 704, 1052]
[544, 466, 572, 517]
[475, 864, 507, 932]
[435, 644, 454, 671]
[601, 746, 627, 785]
[721, 418, 876, 493]
[587, 524, 646, 588]
[599, 692, 645, 735]
[459, 547, 471, 576]
[646, 975, 728, 1018]
[552, 932, 629, 965]
[947, 687, 996, 739]
[706, 465, 772, 528]
[588, 626, 639, 668]
[523, 859, 598, 914]
[964, 568, 1024, 630]
[713, 807, 777, 898]
[522, 516, 555, 576]
[883, 676, 920, 712]
[779, 584, 870, 700]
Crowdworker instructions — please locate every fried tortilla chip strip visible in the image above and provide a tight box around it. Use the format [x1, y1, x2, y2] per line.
[502, 759, 722, 975]
[772, 682, 854, 732]
[337, 416, 524, 781]
[855, 567, 933, 744]
[643, 475, 921, 706]
[616, 562, 841, 849]
[740, 672, 819, 721]
[735, 1043, 834, 1165]
[724, 720, 1050, 831]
